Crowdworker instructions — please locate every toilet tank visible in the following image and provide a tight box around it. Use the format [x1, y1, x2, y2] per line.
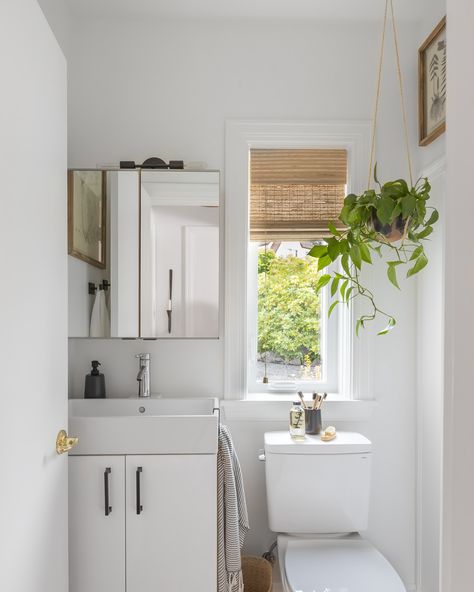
[264, 431, 372, 534]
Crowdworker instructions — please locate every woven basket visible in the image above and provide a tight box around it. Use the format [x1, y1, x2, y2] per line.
[242, 555, 273, 592]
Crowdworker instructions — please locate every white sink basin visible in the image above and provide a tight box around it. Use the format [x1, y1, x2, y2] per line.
[69, 397, 219, 455]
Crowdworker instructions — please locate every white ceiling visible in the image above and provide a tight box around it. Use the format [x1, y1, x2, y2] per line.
[66, 0, 423, 22]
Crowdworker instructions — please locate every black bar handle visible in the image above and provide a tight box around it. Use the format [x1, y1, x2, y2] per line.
[104, 467, 112, 516]
[136, 467, 143, 515]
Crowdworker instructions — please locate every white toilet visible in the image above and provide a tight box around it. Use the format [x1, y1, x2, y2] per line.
[263, 431, 406, 592]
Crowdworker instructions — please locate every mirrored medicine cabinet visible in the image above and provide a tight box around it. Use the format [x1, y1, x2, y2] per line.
[68, 169, 220, 339]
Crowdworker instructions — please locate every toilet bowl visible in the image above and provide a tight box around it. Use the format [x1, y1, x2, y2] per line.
[263, 431, 406, 592]
[277, 534, 405, 592]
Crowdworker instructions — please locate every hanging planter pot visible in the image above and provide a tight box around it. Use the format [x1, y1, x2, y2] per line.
[308, 0, 439, 336]
[309, 174, 439, 336]
[370, 210, 411, 243]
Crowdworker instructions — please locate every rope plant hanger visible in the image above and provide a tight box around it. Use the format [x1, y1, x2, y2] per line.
[308, 0, 439, 336]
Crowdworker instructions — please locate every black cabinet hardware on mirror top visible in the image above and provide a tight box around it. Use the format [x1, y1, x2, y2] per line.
[104, 467, 112, 516]
[136, 467, 143, 515]
[119, 157, 184, 170]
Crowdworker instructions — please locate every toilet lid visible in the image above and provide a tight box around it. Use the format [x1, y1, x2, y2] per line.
[284, 537, 406, 592]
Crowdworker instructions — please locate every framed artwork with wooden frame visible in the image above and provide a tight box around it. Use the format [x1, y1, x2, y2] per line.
[418, 16, 446, 146]
[68, 170, 107, 269]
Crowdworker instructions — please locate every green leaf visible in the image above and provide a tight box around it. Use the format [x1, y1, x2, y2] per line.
[416, 200, 426, 221]
[327, 238, 340, 261]
[426, 209, 439, 225]
[356, 318, 365, 337]
[308, 245, 328, 259]
[340, 279, 349, 300]
[372, 245, 383, 258]
[407, 253, 428, 278]
[392, 203, 402, 219]
[347, 208, 362, 225]
[344, 194, 357, 206]
[373, 162, 380, 186]
[387, 261, 402, 289]
[349, 244, 362, 270]
[376, 195, 396, 225]
[328, 221, 342, 237]
[316, 274, 331, 291]
[416, 226, 433, 240]
[416, 177, 431, 195]
[359, 242, 372, 264]
[330, 277, 340, 297]
[341, 254, 351, 276]
[339, 239, 350, 254]
[339, 205, 352, 224]
[378, 317, 397, 336]
[328, 300, 339, 318]
[401, 194, 417, 218]
[317, 254, 332, 271]
[382, 179, 409, 198]
[409, 246, 423, 261]
[345, 286, 354, 304]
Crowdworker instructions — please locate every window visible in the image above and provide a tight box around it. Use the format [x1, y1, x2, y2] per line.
[224, 120, 370, 401]
[247, 148, 347, 393]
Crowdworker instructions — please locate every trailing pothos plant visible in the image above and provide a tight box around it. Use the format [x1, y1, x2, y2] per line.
[308, 167, 439, 335]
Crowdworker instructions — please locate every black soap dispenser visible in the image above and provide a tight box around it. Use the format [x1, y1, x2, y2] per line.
[84, 360, 106, 399]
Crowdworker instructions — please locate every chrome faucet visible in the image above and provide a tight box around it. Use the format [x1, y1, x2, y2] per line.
[136, 353, 151, 398]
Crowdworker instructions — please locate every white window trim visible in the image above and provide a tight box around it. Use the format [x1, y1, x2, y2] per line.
[224, 119, 372, 401]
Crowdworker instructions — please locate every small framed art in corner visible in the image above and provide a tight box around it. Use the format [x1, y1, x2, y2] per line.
[68, 170, 106, 269]
[418, 16, 446, 146]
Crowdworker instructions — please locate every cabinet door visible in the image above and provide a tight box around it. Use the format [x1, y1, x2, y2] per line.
[69, 456, 126, 592]
[126, 455, 217, 592]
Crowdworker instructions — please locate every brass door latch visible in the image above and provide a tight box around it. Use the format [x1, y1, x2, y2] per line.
[56, 429, 79, 454]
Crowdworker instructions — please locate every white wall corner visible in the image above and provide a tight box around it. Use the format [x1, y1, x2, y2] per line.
[415, 154, 446, 592]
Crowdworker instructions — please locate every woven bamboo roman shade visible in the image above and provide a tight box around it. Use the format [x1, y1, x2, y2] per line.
[250, 148, 347, 240]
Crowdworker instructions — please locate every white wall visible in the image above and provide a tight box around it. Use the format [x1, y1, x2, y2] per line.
[415, 4, 446, 591]
[37, 0, 71, 57]
[67, 17, 421, 588]
[442, 1, 474, 590]
[0, 1, 68, 591]
[418, 0, 446, 173]
[416, 160, 445, 592]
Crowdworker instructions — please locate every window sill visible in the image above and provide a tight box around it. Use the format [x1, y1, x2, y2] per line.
[221, 396, 376, 422]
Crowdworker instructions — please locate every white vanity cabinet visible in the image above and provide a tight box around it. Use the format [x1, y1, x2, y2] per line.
[69, 454, 217, 592]
[69, 456, 126, 592]
[126, 455, 217, 592]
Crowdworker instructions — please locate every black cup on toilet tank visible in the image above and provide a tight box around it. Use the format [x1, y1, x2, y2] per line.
[304, 409, 322, 435]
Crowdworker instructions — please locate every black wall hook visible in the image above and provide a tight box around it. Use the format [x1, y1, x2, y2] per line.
[89, 280, 110, 295]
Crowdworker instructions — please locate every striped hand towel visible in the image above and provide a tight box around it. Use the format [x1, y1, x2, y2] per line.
[217, 424, 250, 592]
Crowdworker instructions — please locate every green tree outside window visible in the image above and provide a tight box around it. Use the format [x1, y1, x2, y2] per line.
[258, 251, 321, 370]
